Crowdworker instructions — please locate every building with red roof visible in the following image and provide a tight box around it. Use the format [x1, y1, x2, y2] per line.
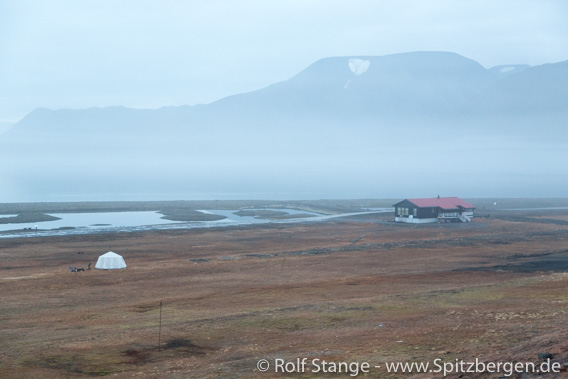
[393, 197, 475, 223]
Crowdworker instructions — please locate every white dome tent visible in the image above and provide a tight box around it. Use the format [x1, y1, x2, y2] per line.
[95, 251, 127, 270]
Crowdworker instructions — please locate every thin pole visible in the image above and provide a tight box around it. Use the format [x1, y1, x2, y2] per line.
[158, 301, 163, 350]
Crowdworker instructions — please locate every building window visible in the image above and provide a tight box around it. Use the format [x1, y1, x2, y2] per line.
[413, 208, 417, 217]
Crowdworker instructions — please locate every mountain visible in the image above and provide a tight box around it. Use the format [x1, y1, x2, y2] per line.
[208, 51, 496, 119]
[488, 64, 530, 78]
[483, 61, 568, 113]
[1, 51, 567, 200]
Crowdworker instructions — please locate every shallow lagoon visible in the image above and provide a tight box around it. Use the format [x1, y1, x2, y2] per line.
[0, 208, 370, 238]
[0, 211, 179, 234]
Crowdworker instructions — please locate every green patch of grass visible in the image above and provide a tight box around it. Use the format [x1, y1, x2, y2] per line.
[159, 209, 226, 222]
[0, 212, 61, 225]
[234, 209, 288, 218]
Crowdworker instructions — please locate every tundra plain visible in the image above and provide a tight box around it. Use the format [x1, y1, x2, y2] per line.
[1, 200, 568, 378]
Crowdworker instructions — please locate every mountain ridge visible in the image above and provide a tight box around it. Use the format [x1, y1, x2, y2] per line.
[9, 51, 567, 128]
[1, 51, 567, 200]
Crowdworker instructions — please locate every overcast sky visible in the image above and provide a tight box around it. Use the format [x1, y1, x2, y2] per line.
[1, 0, 567, 125]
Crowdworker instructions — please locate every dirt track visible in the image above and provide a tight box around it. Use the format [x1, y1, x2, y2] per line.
[1, 208, 568, 378]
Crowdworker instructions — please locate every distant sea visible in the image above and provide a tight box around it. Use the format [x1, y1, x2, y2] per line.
[1, 191, 381, 203]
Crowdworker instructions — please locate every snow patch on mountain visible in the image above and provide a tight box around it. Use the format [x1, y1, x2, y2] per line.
[348, 59, 370, 75]
[489, 64, 530, 78]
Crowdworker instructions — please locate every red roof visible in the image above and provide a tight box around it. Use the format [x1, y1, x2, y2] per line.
[403, 197, 475, 210]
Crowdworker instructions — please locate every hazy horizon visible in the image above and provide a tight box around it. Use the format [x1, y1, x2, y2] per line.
[1, 1, 567, 202]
